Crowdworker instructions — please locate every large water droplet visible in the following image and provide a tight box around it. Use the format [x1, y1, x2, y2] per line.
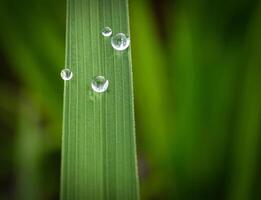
[91, 76, 109, 93]
[102, 27, 112, 37]
[111, 33, 130, 51]
[61, 69, 73, 80]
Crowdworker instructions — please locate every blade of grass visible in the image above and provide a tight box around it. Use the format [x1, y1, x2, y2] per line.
[16, 96, 43, 200]
[168, 4, 247, 199]
[228, 3, 261, 200]
[60, 0, 139, 199]
[129, 0, 172, 198]
[0, 0, 64, 143]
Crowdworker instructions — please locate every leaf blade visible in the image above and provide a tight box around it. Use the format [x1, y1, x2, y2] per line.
[60, 0, 139, 199]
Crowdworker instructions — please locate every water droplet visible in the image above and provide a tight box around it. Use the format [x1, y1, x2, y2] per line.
[91, 76, 109, 93]
[61, 69, 73, 81]
[111, 33, 130, 51]
[102, 27, 112, 37]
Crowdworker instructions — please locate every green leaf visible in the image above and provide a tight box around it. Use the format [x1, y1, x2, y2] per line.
[60, 0, 139, 199]
[16, 96, 43, 200]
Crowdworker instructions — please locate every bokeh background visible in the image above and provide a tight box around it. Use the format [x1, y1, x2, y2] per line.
[0, 0, 261, 199]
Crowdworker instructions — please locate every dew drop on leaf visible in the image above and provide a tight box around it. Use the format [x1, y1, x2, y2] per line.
[111, 33, 130, 51]
[61, 69, 73, 81]
[91, 76, 109, 93]
[102, 27, 112, 37]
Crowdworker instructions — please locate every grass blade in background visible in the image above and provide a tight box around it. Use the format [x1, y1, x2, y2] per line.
[0, 1, 65, 198]
[168, 1, 261, 199]
[16, 96, 43, 200]
[229, 3, 261, 200]
[0, 0, 64, 142]
[60, 0, 139, 199]
[129, 0, 172, 199]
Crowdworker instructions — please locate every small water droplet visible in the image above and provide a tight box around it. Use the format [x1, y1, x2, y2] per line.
[111, 33, 130, 51]
[61, 69, 73, 81]
[91, 76, 109, 93]
[102, 27, 112, 37]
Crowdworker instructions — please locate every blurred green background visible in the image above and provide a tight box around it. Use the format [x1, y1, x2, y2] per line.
[0, 0, 261, 199]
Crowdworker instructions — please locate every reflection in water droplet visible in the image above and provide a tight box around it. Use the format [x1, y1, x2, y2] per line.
[91, 76, 109, 93]
[102, 27, 112, 37]
[111, 33, 130, 51]
[61, 69, 73, 80]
